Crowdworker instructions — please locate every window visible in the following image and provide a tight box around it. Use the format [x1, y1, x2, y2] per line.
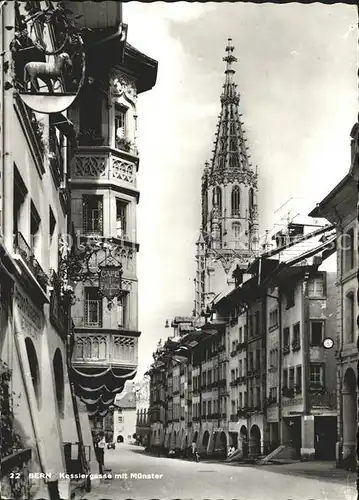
[79, 90, 102, 143]
[255, 311, 260, 335]
[25, 338, 41, 408]
[309, 364, 323, 386]
[292, 323, 300, 349]
[239, 359, 243, 376]
[116, 199, 127, 239]
[84, 288, 103, 327]
[239, 326, 243, 343]
[30, 201, 41, 255]
[248, 187, 254, 210]
[115, 105, 127, 145]
[283, 327, 290, 347]
[310, 321, 323, 346]
[13, 165, 27, 236]
[269, 309, 278, 329]
[307, 277, 324, 297]
[117, 294, 127, 328]
[344, 228, 354, 272]
[283, 369, 288, 389]
[208, 401, 212, 416]
[269, 387, 277, 402]
[233, 223, 241, 246]
[345, 292, 355, 344]
[49, 207, 56, 243]
[249, 352, 254, 371]
[256, 349, 261, 371]
[231, 186, 240, 216]
[53, 349, 64, 417]
[213, 186, 222, 212]
[231, 369, 235, 382]
[285, 288, 295, 309]
[83, 195, 103, 235]
[296, 366, 302, 392]
[289, 368, 295, 389]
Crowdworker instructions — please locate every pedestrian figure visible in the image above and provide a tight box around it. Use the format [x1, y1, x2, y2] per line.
[96, 432, 106, 474]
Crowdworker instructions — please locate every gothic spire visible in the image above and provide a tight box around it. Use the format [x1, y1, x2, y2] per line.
[209, 38, 256, 185]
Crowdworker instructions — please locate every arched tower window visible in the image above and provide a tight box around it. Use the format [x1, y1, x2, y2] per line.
[53, 349, 64, 417]
[231, 186, 240, 216]
[213, 186, 222, 213]
[25, 338, 41, 408]
[249, 188, 254, 211]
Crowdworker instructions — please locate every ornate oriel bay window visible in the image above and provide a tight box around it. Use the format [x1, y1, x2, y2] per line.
[67, 29, 157, 417]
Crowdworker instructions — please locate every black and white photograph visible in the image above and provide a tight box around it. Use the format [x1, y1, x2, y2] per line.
[0, 1, 358, 499]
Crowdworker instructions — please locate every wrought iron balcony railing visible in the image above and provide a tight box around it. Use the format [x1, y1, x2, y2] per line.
[13, 232, 48, 292]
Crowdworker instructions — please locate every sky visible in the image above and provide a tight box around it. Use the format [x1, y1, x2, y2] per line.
[123, 2, 358, 378]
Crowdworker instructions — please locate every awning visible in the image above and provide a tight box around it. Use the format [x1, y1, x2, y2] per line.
[50, 113, 77, 147]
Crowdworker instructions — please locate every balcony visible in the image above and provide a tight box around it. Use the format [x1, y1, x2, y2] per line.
[282, 345, 290, 355]
[292, 340, 301, 352]
[13, 232, 48, 294]
[72, 332, 138, 369]
[72, 148, 138, 190]
[309, 389, 336, 409]
[236, 342, 247, 352]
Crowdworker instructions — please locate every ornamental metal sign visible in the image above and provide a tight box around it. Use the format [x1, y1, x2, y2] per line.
[98, 265, 123, 302]
[10, 2, 86, 114]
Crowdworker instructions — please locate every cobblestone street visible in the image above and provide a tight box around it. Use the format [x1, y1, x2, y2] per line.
[81, 445, 356, 500]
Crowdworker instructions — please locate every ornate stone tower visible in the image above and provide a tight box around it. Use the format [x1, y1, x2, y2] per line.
[194, 39, 259, 316]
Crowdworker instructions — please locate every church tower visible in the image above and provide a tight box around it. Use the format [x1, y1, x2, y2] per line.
[194, 39, 259, 316]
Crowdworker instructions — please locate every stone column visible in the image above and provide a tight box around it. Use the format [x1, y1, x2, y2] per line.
[300, 415, 315, 460]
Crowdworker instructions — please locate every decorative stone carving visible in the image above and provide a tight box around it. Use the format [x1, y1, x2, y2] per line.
[73, 155, 107, 178]
[121, 280, 133, 291]
[109, 71, 137, 104]
[75, 335, 107, 361]
[14, 286, 43, 334]
[113, 336, 137, 363]
[112, 158, 135, 184]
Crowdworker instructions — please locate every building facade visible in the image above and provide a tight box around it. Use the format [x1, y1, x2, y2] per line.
[309, 121, 358, 470]
[149, 224, 337, 461]
[194, 39, 259, 317]
[0, 2, 94, 499]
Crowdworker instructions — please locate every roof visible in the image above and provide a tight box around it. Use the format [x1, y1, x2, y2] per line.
[308, 174, 353, 218]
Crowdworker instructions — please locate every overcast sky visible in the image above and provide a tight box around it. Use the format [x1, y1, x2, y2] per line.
[123, 2, 358, 378]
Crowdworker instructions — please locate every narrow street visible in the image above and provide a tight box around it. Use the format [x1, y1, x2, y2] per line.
[83, 444, 356, 500]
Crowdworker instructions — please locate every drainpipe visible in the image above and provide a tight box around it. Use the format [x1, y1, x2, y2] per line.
[302, 272, 310, 417]
[278, 288, 283, 446]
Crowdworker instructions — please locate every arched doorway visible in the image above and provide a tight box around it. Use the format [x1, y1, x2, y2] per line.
[202, 430, 210, 452]
[240, 426, 248, 458]
[117, 435, 124, 443]
[342, 368, 357, 469]
[25, 338, 41, 408]
[53, 349, 64, 417]
[217, 431, 227, 458]
[249, 425, 261, 458]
